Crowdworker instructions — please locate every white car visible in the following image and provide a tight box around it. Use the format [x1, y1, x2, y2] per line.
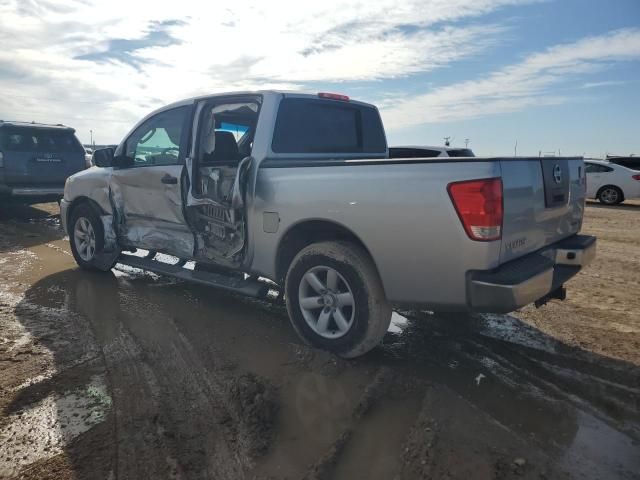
[585, 160, 640, 205]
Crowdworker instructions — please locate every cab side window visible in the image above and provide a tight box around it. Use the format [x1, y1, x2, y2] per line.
[124, 106, 189, 167]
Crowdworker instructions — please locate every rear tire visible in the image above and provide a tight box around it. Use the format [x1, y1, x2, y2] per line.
[285, 241, 391, 358]
[69, 204, 111, 271]
[598, 186, 623, 205]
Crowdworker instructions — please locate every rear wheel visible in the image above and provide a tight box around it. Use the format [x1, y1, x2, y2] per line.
[598, 186, 623, 205]
[285, 241, 391, 358]
[69, 204, 112, 271]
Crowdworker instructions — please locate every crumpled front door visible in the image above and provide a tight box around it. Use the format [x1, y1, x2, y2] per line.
[110, 164, 194, 258]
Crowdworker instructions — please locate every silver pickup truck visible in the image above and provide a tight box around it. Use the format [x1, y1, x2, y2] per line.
[61, 91, 595, 357]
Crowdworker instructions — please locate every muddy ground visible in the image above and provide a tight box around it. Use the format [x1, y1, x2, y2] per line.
[0, 201, 638, 480]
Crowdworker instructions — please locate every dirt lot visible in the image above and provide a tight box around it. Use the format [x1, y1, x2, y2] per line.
[0, 201, 638, 480]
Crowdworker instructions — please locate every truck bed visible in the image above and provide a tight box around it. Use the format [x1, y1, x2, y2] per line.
[254, 155, 586, 310]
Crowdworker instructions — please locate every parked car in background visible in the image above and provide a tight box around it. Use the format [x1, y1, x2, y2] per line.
[84, 147, 93, 168]
[585, 159, 640, 205]
[0, 121, 87, 203]
[607, 156, 640, 171]
[389, 145, 475, 158]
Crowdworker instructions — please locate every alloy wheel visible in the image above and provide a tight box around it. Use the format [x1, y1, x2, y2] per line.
[298, 265, 355, 339]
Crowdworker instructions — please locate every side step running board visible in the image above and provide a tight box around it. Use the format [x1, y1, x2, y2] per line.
[116, 254, 270, 298]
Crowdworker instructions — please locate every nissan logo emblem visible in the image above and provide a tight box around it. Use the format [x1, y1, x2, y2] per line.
[553, 164, 562, 184]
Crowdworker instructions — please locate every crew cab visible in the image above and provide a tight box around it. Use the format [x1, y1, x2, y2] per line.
[0, 121, 86, 202]
[60, 91, 595, 357]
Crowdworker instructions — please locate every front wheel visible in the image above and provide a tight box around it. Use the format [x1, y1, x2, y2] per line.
[285, 241, 391, 358]
[69, 204, 112, 271]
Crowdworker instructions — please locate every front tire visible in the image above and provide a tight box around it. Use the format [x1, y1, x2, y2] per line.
[285, 241, 391, 358]
[69, 204, 111, 271]
[598, 186, 623, 205]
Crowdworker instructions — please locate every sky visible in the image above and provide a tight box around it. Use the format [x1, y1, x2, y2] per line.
[0, 0, 638, 157]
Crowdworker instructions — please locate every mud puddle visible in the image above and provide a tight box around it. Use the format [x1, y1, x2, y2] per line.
[1, 203, 639, 479]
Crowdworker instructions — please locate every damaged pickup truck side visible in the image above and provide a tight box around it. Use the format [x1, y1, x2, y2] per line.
[61, 91, 596, 358]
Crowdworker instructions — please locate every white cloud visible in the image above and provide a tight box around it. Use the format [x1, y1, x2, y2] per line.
[381, 28, 640, 129]
[0, 0, 535, 142]
[581, 80, 627, 89]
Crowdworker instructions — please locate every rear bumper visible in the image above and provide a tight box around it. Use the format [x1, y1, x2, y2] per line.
[0, 184, 64, 201]
[468, 234, 596, 313]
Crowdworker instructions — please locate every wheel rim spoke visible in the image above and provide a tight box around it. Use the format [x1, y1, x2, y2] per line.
[326, 269, 338, 291]
[300, 296, 323, 309]
[304, 272, 326, 294]
[316, 309, 331, 334]
[332, 309, 350, 332]
[336, 292, 354, 307]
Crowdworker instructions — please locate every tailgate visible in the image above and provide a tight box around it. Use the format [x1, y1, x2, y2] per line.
[3, 151, 86, 185]
[499, 157, 586, 263]
[0, 127, 86, 185]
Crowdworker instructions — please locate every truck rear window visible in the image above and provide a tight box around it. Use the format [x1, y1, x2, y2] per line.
[271, 98, 386, 154]
[0, 127, 84, 154]
[389, 147, 442, 158]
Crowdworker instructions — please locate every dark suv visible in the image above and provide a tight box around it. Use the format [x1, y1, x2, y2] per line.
[0, 121, 86, 203]
[607, 156, 640, 171]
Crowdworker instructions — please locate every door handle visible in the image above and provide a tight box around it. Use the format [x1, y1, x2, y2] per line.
[161, 174, 178, 185]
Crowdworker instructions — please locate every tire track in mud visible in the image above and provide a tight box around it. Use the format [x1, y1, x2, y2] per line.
[467, 335, 640, 437]
[93, 288, 279, 479]
[392, 312, 640, 439]
[301, 367, 397, 480]
[374, 312, 640, 479]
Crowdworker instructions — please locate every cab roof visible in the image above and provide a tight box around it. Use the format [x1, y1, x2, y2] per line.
[154, 90, 376, 115]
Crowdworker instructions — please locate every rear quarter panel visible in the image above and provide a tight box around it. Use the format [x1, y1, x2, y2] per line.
[249, 160, 502, 309]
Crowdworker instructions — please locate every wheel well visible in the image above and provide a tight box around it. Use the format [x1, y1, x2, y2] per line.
[596, 184, 624, 200]
[66, 197, 105, 234]
[275, 220, 377, 284]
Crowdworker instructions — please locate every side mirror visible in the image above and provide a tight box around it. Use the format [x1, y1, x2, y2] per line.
[92, 148, 114, 168]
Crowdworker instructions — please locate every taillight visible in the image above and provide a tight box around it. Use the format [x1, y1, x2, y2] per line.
[318, 92, 350, 101]
[632, 174, 640, 181]
[448, 178, 503, 241]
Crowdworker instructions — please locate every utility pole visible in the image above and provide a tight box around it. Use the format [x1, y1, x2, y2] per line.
[90, 129, 93, 147]
[464, 138, 470, 148]
[514, 140, 518, 157]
